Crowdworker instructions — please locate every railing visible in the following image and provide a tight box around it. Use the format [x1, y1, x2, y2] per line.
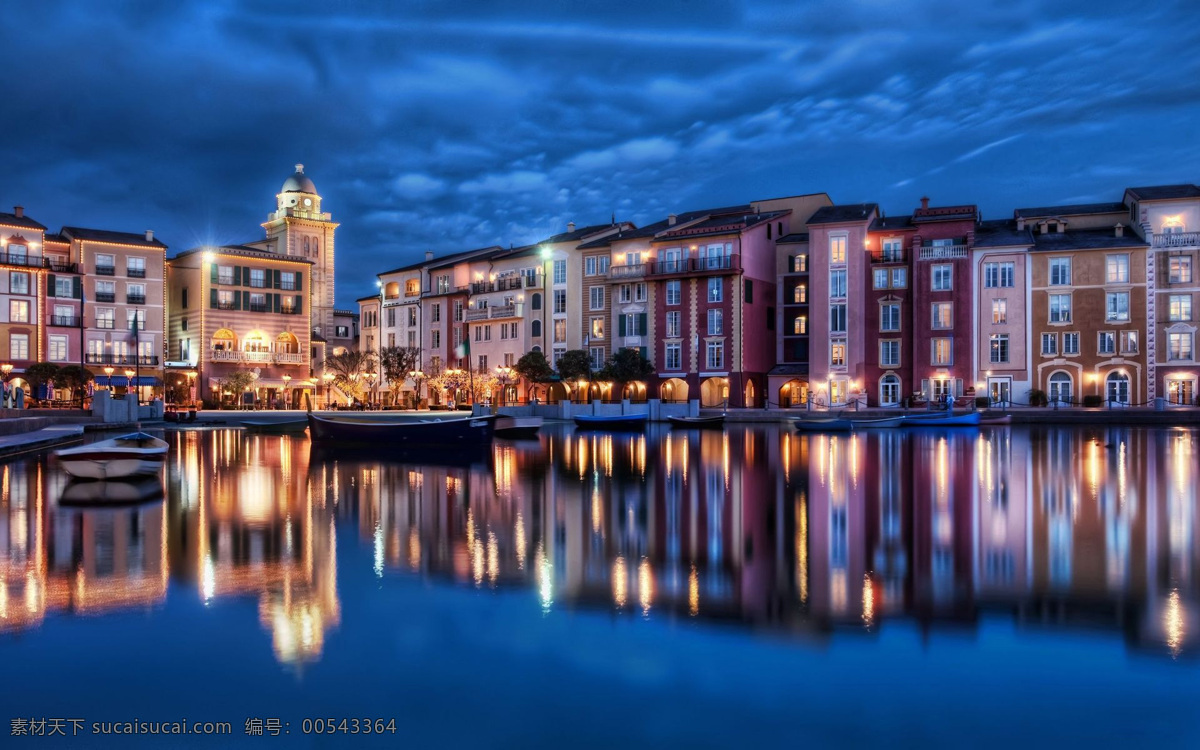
[646, 255, 740, 276]
[608, 263, 646, 279]
[95, 266, 116, 276]
[405, 289, 420, 297]
[470, 282, 494, 295]
[127, 294, 146, 305]
[489, 304, 518, 319]
[95, 319, 115, 329]
[95, 292, 116, 302]
[215, 301, 236, 310]
[247, 303, 269, 312]
[1155, 232, 1200, 248]
[281, 306, 298, 315]
[127, 268, 146, 278]
[85, 353, 158, 365]
[218, 275, 235, 285]
[869, 251, 907, 264]
[139, 356, 159, 366]
[281, 282, 297, 291]
[496, 277, 524, 292]
[210, 349, 243, 362]
[47, 261, 77, 273]
[0, 252, 41, 268]
[523, 274, 543, 289]
[50, 316, 78, 327]
[244, 351, 272, 363]
[465, 308, 491, 321]
[917, 244, 969, 260]
[275, 352, 307, 365]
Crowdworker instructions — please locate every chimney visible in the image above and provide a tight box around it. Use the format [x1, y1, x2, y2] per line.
[145, 230, 154, 242]
[567, 221, 576, 233]
[920, 196, 930, 210]
[13, 206, 23, 218]
[1114, 223, 1125, 238]
[425, 250, 434, 261]
[668, 214, 677, 226]
[1016, 217, 1025, 230]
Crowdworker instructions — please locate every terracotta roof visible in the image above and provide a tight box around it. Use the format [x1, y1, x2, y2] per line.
[1014, 202, 1127, 219]
[61, 226, 167, 249]
[806, 204, 878, 225]
[0, 211, 46, 231]
[1124, 185, 1200, 201]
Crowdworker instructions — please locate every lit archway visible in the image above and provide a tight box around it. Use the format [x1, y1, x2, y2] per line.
[243, 331, 269, 352]
[275, 331, 299, 353]
[743, 379, 755, 408]
[700, 377, 728, 408]
[879, 374, 901, 406]
[211, 328, 236, 351]
[545, 382, 569, 404]
[660, 377, 688, 402]
[778, 379, 808, 408]
[1106, 370, 1130, 404]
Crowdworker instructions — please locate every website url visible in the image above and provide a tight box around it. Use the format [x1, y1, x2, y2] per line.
[92, 720, 232, 735]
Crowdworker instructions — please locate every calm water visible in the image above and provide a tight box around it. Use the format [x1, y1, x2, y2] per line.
[1, 423, 1197, 747]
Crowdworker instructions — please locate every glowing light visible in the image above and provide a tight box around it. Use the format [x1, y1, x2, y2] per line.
[514, 512, 527, 570]
[688, 565, 699, 616]
[487, 531, 499, 586]
[1165, 589, 1184, 658]
[373, 522, 384, 578]
[862, 574, 875, 629]
[797, 495, 808, 603]
[591, 489, 604, 534]
[202, 556, 216, 603]
[612, 556, 628, 608]
[535, 541, 553, 612]
[638, 558, 654, 615]
[408, 527, 421, 571]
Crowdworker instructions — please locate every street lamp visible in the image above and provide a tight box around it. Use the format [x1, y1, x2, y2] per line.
[282, 374, 291, 409]
[186, 370, 197, 407]
[103, 366, 114, 391]
[408, 369, 425, 410]
[123, 369, 135, 401]
[322, 372, 335, 409]
[364, 372, 377, 408]
[0, 363, 11, 381]
[495, 365, 515, 406]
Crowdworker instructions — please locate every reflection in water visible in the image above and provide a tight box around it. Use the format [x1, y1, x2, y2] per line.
[0, 425, 1197, 664]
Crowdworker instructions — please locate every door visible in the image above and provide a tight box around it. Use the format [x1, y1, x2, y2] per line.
[988, 378, 1011, 407]
[1168, 379, 1194, 405]
[1106, 372, 1130, 404]
[664, 248, 683, 273]
[880, 375, 900, 406]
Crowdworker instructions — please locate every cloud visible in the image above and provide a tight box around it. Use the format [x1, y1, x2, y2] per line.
[392, 173, 447, 200]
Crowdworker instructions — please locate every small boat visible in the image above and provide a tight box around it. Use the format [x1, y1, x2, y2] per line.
[495, 416, 544, 439]
[573, 413, 648, 430]
[55, 432, 169, 480]
[850, 416, 906, 429]
[794, 418, 854, 432]
[59, 476, 165, 505]
[903, 412, 982, 427]
[307, 412, 498, 447]
[979, 413, 1013, 426]
[243, 418, 310, 435]
[667, 415, 725, 428]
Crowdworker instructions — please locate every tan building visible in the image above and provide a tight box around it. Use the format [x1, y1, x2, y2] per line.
[166, 245, 313, 408]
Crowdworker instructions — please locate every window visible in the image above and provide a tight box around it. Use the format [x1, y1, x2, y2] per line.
[793, 284, 807, 303]
[386, 308, 396, 327]
[1121, 331, 1138, 354]
[591, 316, 605, 340]
[248, 293, 267, 311]
[830, 341, 846, 367]
[635, 283, 647, 302]
[598, 257, 610, 275]
[932, 338, 953, 365]
[1169, 256, 1193, 284]
[1041, 333, 1057, 356]
[1169, 295, 1193, 321]
[619, 284, 632, 303]
[531, 320, 541, 338]
[932, 302, 953, 329]
[249, 269, 265, 287]
[989, 334, 1009, 364]
[1049, 258, 1071, 286]
[874, 269, 889, 289]
[706, 340, 724, 370]
[432, 303, 442, 322]
[880, 340, 900, 366]
[932, 265, 952, 291]
[830, 236, 846, 264]
[1062, 332, 1080, 355]
[435, 275, 451, 294]
[553, 260, 567, 284]
[585, 257, 597, 276]
[55, 278, 73, 297]
[992, 299, 1007, 324]
[408, 307, 417, 326]
[48, 335, 68, 362]
[217, 265, 234, 284]
[9, 333, 28, 360]
[9, 272, 29, 295]
[1106, 292, 1129, 322]
[793, 254, 807, 272]
[707, 309, 723, 335]
[1048, 372, 1073, 404]
[478, 355, 488, 371]
[96, 280, 115, 301]
[892, 268, 907, 288]
[880, 303, 900, 332]
[882, 239, 903, 262]
[589, 286, 604, 310]
[474, 326, 482, 342]
[829, 270, 847, 298]
[794, 316, 807, 335]
[500, 324, 509, 340]
[53, 304, 73, 325]
[431, 330, 441, 349]
[1106, 254, 1130, 283]
[553, 290, 566, 314]
[1168, 332, 1194, 361]
[1098, 331, 1116, 354]
[96, 308, 115, 329]
[125, 308, 146, 330]
[665, 342, 681, 370]
[280, 272, 296, 291]
[454, 300, 465, 322]
[553, 319, 566, 343]
[96, 254, 115, 273]
[9, 300, 28, 323]
[127, 283, 146, 303]
[983, 262, 1014, 288]
[1049, 294, 1072, 323]
[666, 311, 680, 338]
[830, 304, 846, 333]
[708, 278, 722, 303]
[589, 347, 605, 370]
[666, 281, 681, 305]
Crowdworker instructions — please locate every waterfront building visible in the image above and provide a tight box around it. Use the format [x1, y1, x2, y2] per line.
[543, 222, 631, 367]
[421, 247, 503, 394]
[1126, 184, 1200, 404]
[771, 231, 812, 406]
[330, 309, 359, 355]
[357, 294, 380, 400]
[1021, 203, 1149, 405]
[0, 208, 51, 384]
[464, 244, 543, 384]
[972, 219, 1033, 406]
[864, 215, 916, 407]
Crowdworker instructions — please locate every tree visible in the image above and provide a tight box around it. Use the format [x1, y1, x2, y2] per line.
[468, 368, 497, 404]
[598, 348, 656, 384]
[378, 346, 422, 405]
[514, 350, 553, 401]
[324, 350, 376, 402]
[556, 349, 593, 382]
[24, 362, 60, 402]
[52, 365, 93, 407]
[216, 369, 257, 406]
[430, 367, 470, 406]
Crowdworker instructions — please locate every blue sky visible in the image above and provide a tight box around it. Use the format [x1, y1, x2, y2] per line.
[4, 0, 1199, 305]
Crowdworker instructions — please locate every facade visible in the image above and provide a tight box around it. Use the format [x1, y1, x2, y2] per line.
[0, 208, 51, 384]
[330, 310, 359, 355]
[972, 220, 1033, 405]
[464, 245, 542, 377]
[864, 216, 916, 407]
[772, 232, 811, 406]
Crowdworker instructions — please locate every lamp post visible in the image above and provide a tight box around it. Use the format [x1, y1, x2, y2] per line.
[186, 370, 197, 407]
[0, 363, 12, 382]
[322, 372, 335, 409]
[123, 369, 135, 400]
[282, 374, 291, 410]
[445, 367, 463, 409]
[408, 369, 425, 410]
[364, 372, 377, 408]
[103, 366, 114, 391]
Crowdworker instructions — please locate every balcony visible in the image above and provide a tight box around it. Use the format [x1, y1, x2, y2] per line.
[46, 260, 77, 273]
[917, 243, 969, 260]
[466, 308, 491, 321]
[218, 275, 235, 285]
[0, 252, 42, 268]
[127, 268, 146, 278]
[523, 273, 543, 289]
[95, 292, 116, 302]
[50, 315, 78, 327]
[281, 282, 297, 291]
[139, 356, 159, 366]
[85, 353, 157, 366]
[215, 301, 236, 310]
[244, 351, 273, 363]
[281, 306, 298, 315]
[608, 263, 647, 279]
[248, 303, 269, 312]
[495, 276, 524, 292]
[869, 251, 907, 264]
[95, 265, 116, 276]
[646, 255, 741, 277]
[1155, 232, 1200, 248]
[489, 303, 521, 320]
[95, 319, 116, 330]
[127, 294, 146, 305]
[275, 352, 307, 365]
[470, 282, 494, 295]
[210, 349, 243, 362]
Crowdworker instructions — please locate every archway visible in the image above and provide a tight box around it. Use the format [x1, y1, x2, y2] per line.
[778, 379, 808, 408]
[275, 331, 299, 353]
[622, 381, 648, 403]
[700, 377, 728, 408]
[211, 328, 236, 351]
[879, 374, 901, 406]
[383, 282, 400, 299]
[1048, 371, 1073, 405]
[743, 379, 755, 408]
[545, 382, 569, 404]
[243, 331, 269, 352]
[660, 378, 688, 403]
[1106, 371, 1130, 404]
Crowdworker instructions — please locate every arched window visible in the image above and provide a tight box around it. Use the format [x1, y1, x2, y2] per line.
[531, 345, 542, 353]
[211, 328, 236, 351]
[1048, 371, 1072, 404]
[1106, 371, 1130, 404]
[531, 293, 542, 311]
[313, 237, 320, 254]
[303, 237, 310, 255]
[880, 373, 900, 406]
[531, 320, 542, 337]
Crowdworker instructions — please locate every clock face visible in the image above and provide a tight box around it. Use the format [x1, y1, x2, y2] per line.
[303, 198, 312, 207]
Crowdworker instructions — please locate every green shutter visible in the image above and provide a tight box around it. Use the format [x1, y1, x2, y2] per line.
[294, 295, 302, 314]
[233, 266, 242, 285]
[210, 264, 218, 283]
[47, 274, 56, 296]
[745, 279, 753, 304]
[243, 266, 251, 286]
[210, 289, 218, 308]
[618, 316, 627, 337]
[234, 290, 241, 310]
[639, 346, 647, 360]
[638, 313, 647, 335]
[73, 276, 82, 299]
[273, 269, 281, 289]
[296, 273, 303, 291]
[273, 294, 280, 313]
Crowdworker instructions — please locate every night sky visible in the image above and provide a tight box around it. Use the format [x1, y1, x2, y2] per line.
[4, 1, 1199, 306]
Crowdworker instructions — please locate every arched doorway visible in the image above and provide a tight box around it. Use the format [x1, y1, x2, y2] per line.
[621, 381, 648, 403]
[545, 382, 569, 404]
[1106, 371, 1130, 404]
[700, 377, 728, 408]
[879, 374, 901, 406]
[1048, 371, 1073, 405]
[275, 331, 299, 354]
[660, 378, 689, 403]
[211, 328, 236, 353]
[779, 379, 807, 408]
[743, 379, 755, 408]
[243, 331, 270, 362]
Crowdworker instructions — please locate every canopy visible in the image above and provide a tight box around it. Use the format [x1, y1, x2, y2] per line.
[96, 376, 161, 387]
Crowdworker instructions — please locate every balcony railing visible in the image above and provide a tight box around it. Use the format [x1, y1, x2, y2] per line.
[218, 275, 235, 285]
[95, 266, 116, 276]
[85, 353, 158, 366]
[275, 352, 307, 365]
[608, 263, 647, 279]
[95, 319, 116, 330]
[210, 349, 242, 362]
[281, 306, 298, 315]
[470, 282, 494, 295]
[248, 303, 269, 312]
[917, 243, 969, 260]
[466, 308, 491, 321]
[869, 251, 907, 264]
[489, 304, 518, 319]
[523, 274, 543, 289]
[95, 292, 116, 302]
[495, 277, 524, 292]
[0, 252, 41, 268]
[1155, 232, 1200, 248]
[215, 301, 236, 310]
[281, 282, 297, 291]
[46, 260, 77, 273]
[50, 316, 78, 327]
[127, 268, 146, 278]
[244, 351, 272, 363]
[127, 294, 146, 305]
[645, 255, 741, 277]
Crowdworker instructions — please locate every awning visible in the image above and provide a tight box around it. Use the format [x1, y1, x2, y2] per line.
[96, 376, 161, 387]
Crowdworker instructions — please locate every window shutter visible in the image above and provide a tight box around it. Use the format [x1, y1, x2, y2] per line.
[745, 279, 753, 304]
[297, 273, 303, 291]
[294, 295, 302, 313]
[73, 276, 82, 299]
[234, 290, 241, 310]
[47, 274, 56, 296]
[244, 266, 251, 286]
[639, 346, 647, 360]
[211, 264, 218, 284]
[233, 266, 242, 285]
[638, 313, 647, 336]
[619, 316, 627, 337]
[210, 289, 218, 308]
[273, 294, 280, 313]
[787, 255, 794, 270]
[273, 269, 281, 289]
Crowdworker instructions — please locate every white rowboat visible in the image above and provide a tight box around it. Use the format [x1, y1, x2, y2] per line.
[55, 432, 169, 480]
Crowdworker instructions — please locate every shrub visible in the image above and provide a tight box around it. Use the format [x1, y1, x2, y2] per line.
[1083, 394, 1103, 407]
[975, 396, 990, 408]
[1028, 389, 1048, 407]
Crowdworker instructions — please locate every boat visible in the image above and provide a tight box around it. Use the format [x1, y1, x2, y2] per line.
[902, 411, 982, 427]
[242, 418, 310, 435]
[54, 432, 169, 480]
[850, 416, 906, 429]
[494, 416, 544, 439]
[794, 418, 855, 432]
[573, 413, 648, 430]
[978, 413, 1013, 426]
[667, 415, 725, 428]
[307, 412, 498, 447]
[59, 476, 165, 505]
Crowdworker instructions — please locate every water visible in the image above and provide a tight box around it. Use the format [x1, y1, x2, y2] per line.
[0, 424, 1197, 747]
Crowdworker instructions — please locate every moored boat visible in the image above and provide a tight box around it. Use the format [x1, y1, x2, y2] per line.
[494, 416, 544, 439]
[794, 418, 854, 432]
[54, 432, 169, 480]
[850, 416, 906, 429]
[573, 413, 648, 430]
[242, 418, 310, 435]
[307, 412, 498, 447]
[667, 415, 725, 428]
[902, 411, 982, 427]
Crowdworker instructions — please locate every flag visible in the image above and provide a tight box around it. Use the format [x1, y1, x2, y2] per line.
[454, 336, 469, 360]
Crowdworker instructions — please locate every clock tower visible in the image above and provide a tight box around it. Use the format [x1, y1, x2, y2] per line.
[262, 164, 340, 339]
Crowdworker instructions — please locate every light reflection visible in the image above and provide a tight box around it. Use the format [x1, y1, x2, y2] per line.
[612, 556, 627, 608]
[1165, 589, 1184, 658]
[688, 565, 699, 616]
[638, 557, 653, 615]
[862, 574, 874, 629]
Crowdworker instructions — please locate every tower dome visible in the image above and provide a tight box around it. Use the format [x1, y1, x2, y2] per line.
[281, 163, 317, 194]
